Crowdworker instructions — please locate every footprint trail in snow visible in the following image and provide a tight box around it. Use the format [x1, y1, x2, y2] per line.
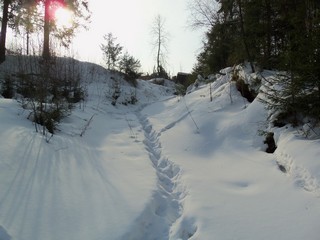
[120, 110, 197, 240]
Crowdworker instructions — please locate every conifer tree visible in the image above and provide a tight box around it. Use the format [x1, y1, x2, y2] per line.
[41, 0, 90, 61]
[100, 33, 123, 70]
[119, 52, 141, 81]
[13, 0, 41, 55]
[190, 0, 320, 123]
[0, 0, 11, 63]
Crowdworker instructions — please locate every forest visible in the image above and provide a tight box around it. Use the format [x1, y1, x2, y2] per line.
[1, 0, 320, 129]
[0, 0, 91, 134]
[191, 0, 320, 126]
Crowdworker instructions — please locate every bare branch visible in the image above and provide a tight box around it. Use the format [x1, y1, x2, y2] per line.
[187, 0, 219, 29]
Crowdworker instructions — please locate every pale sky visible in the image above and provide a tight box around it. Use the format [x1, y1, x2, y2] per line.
[72, 0, 204, 75]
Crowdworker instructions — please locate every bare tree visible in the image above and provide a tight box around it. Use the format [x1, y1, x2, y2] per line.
[187, 0, 219, 29]
[151, 14, 169, 77]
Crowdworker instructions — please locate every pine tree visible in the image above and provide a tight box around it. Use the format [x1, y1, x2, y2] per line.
[190, 0, 320, 124]
[0, 0, 11, 63]
[100, 33, 123, 70]
[41, 0, 90, 61]
[119, 52, 141, 85]
[13, 0, 41, 55]
[261, 0, 320, 124]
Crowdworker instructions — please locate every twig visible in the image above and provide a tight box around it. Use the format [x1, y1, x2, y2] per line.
[80, 114, 96, 137]
[305, 122, 320, 138]
[229, 81, 233, 104]
[125, 115, 136, 140]
[183, 96, 200, 133]
[45, 132, 54, 143]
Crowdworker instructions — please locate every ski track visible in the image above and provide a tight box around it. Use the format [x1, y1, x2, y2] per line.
[119, 109, 197, 240]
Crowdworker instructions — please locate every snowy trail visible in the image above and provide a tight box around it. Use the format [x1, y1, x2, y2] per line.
[2, 63, 320, 240]
[119, 110, 197, 240]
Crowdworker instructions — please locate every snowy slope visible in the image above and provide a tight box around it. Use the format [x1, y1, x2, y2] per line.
[142, 72, 320, 239]
[0, 82, 157, 239]
[1, 62, 320, 240]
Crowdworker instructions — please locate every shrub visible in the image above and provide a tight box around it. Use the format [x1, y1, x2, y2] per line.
[1, 74, 14, 98]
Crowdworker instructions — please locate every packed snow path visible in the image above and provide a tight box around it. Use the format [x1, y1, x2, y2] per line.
[120, 109, 197, 240]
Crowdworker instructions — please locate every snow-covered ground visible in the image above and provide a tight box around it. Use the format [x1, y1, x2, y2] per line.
[0, 62, 319, 240]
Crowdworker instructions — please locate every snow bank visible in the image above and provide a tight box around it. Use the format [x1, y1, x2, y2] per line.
[142, 68, 320, 240]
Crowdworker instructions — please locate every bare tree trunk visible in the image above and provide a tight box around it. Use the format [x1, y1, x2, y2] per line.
[237, 0, 255, 73]
[265, 0, 272, 68]
[157, 28, 161, 75]
[26, 32, 30, 55]
[152, 15, 168, 77]
[43, 0, 51, 61]
[0, 0, 11, 64]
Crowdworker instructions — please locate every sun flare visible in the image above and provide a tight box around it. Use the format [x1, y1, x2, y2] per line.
[54, 7, 73, 28]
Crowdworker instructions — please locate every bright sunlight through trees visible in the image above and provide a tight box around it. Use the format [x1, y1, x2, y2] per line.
[54, 7, 73, 29]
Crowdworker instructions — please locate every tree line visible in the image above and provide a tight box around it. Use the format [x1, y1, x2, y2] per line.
[190, 0, 320, 125]
[0, 1, 171, 135]
[100, 14, 170, 81]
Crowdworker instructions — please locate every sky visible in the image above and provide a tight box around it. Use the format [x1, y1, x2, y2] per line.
[71, 0, 204, 75]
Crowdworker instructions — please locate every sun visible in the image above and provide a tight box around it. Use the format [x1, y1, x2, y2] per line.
[54, 7, 73, 28]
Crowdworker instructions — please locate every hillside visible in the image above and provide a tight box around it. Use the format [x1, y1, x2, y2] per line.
[0, 60, 319, 240]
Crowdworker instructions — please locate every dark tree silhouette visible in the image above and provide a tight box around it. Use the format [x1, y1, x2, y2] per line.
[0, 0, 11, 64]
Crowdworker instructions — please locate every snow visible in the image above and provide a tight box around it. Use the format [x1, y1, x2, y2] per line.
[1, 61, 320, 240]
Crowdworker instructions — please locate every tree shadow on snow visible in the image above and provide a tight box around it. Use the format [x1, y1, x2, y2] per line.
[0, 226, 11, 240]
